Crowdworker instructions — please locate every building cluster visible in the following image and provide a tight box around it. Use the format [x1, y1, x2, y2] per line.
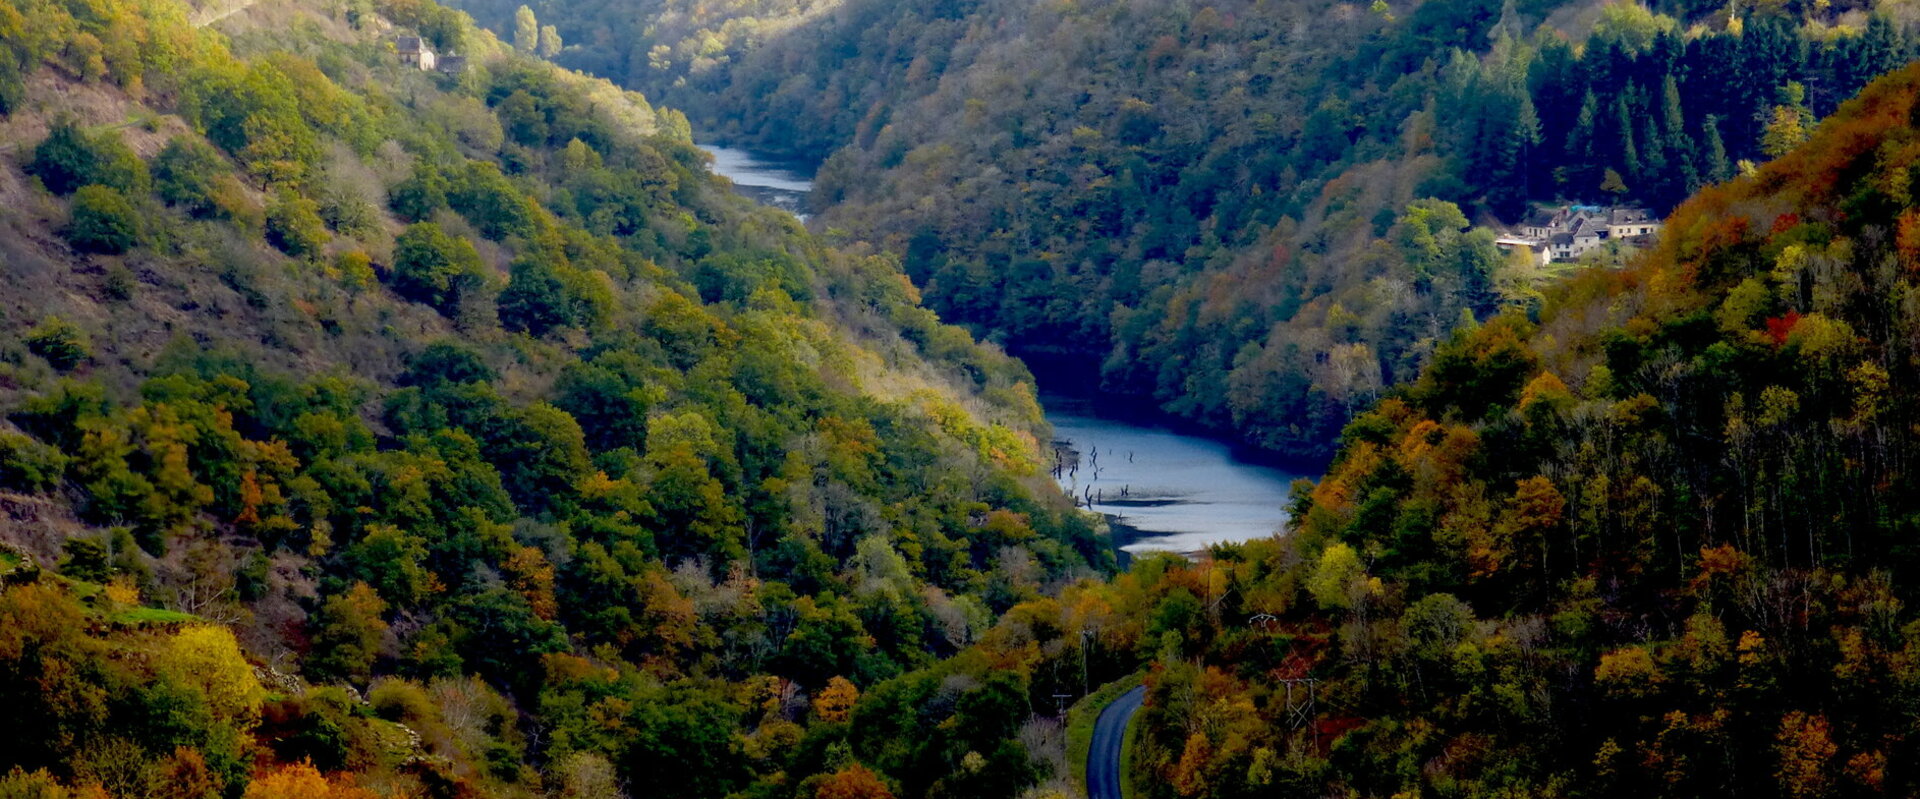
[1495, 204, 1662, 265]
[396, 36, 467, 74]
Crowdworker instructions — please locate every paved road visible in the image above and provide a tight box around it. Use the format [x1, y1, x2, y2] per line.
[1088, 685, 1145, 799]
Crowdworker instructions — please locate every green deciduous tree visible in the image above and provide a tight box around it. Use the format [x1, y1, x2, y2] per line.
[497, 256, 575, 336]
[24, 315, 90, 371]
[29, 121, 147, 196]
[265, 188, 329, 258]
[390, 222, 486, 315]
[307, 582, 389, 684]
[65, 185, 140, 254]
[388, 166, 448, 223]
[153, 138, 232, 216]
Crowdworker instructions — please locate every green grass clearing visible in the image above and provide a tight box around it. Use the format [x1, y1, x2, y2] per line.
[112, 606, 201, 625]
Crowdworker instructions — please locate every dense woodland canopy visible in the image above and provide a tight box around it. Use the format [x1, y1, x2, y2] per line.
[1103, 60, 1920, 798]
[458, 0, 1920, 458]
[14, 0, 1920, 797]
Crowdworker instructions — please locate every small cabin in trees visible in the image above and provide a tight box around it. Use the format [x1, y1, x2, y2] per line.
[397, 36, 437, 70]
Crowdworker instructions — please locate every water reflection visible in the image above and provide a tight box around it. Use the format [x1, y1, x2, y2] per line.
[699, 144, 814, 221]
[1045, 397, 1300, 555]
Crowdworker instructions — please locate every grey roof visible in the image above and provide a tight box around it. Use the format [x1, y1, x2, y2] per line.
[397, 36, 426, 52]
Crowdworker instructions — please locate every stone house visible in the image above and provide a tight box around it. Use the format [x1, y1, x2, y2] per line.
[397, 36, 436, 70]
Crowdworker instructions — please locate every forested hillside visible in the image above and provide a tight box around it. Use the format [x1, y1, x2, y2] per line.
[0, 0, 1123, 796]
[17, 0, 1920, 796]
[454, 0, 1920, 458]
[710, 61, 1920, 799]
[1099, 59, 1920, 797]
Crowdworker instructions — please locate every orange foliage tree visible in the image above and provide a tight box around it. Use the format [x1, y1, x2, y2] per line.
[812, 763, 894, 799]
[243, 761, 384, 799]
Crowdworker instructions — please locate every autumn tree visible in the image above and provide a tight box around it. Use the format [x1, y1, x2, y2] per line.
[25, 316, 90, 372]
[156, 625, 266, 729]
[1306, 542, 1365, 610]
[813, 764, 893, 799]
[152, 747, 223, 799]
[1761, 82, 1814, 158]
[811, 676, 858, 723]
[243, 761, 381, 799]
[1775, 711, 1836, 799]
[306, 582, 390, 684]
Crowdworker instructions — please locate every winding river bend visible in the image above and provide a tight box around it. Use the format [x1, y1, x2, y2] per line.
[699, 142, 1299, 555]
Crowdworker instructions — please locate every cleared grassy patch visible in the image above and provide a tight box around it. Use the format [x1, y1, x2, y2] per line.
[112, 606, 201, 625]
[1066, 673, 1144, 794]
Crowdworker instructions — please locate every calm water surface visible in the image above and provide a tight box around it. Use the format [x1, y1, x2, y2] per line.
[699, 144, 813, 220]
[701, 141, 1302, 555]
[1045, 396, 1302, 556]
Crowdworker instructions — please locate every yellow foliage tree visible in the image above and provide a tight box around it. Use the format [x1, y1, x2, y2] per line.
[812, 675, 859, 723]
[1774, 711, 1836, 799]
[1305, 542, 1364, 610]
[157, 625, 265, 728]
[0, 768, 110, 799]
[1594, 646, 1663, 698]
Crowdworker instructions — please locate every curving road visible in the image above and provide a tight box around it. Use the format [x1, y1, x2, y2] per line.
[1087, 685, 1146, 799]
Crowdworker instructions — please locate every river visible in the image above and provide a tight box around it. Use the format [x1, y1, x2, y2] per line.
[698, 144, 814, 220]
[699, 141, 1300, 555]
[1044, 395, 1301, 556]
